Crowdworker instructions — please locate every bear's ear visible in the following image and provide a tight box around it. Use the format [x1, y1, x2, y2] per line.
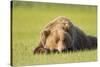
[40, 29, 51, 46]
[43, 29, 50, 37]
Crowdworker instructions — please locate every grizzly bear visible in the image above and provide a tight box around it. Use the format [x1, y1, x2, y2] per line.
[33, 16, 97, 54]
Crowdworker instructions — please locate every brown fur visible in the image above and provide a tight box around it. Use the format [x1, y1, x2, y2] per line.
[33, 16, 97, 54]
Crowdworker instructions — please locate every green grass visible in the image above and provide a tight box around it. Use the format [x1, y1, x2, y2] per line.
[12, 2, 97, 66]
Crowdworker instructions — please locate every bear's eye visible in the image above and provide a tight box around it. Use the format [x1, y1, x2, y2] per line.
[56, 38, 60, 44]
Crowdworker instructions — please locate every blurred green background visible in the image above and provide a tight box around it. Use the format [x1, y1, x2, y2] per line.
[12, 1, 97, 66]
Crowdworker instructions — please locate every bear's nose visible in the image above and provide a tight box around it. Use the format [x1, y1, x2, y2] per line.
[57, 40, 66, 52]
[57, 45, 66, 52]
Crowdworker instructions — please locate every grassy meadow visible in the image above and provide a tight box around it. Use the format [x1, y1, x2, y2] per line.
[12, 1, 97, 66]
